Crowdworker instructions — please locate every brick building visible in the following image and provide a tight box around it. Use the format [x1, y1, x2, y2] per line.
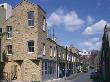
[0, 0, 84, 81]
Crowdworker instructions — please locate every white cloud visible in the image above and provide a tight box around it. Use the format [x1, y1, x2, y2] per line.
[47, 8, 84, 31]
[81, 37, 101, 50]
[87, 16, 94, 24]
[91, 37, 99, 42]
[47, 9, 63, 27]
[82, 41, 93, 47]
[83, 20, 107, 34]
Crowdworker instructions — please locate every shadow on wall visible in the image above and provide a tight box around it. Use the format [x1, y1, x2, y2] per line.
[0, 50, 8, 80]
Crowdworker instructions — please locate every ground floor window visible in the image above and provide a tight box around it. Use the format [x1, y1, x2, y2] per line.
[42, 60, 56, 76]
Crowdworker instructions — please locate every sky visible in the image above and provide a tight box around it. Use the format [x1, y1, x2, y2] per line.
[0, 0, 110, 51]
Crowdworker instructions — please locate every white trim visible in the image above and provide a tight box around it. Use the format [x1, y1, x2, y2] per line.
[63, 53, 65, 59]
[50, 47, 52, 57]
[28, 26, 34, 28]
[53, 49, 56, 58]
[43, 45, 46, 56]
[42, 18, 46, 31]
[28, 52, 34, 54]
[58, 52, 61, 58]
[7, 38, 12, 40]
[7, 54, 12, 55]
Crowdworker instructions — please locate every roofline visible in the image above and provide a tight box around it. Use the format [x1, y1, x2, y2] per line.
[13, 0, 46, 14]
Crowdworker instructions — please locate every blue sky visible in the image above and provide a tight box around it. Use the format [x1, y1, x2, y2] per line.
[0, 0, 110, 51]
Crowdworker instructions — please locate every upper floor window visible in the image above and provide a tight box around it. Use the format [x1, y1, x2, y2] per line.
[7, 45, 12, 55]
[28, 11, 34, 28]
[28, 40, 34, 53]
[74, 57, 76, 62]
[43, 43, 46, 55]
[53, 47, 56, 58]
[7, 26, 12, 39]
[62, 53, 65, 59]
[58, 51, 61, 58]
[67, 53, 69, 61]
[50, 46, 52, 57]
[43, 16, 46, 31]
[72, 56, 74, 62]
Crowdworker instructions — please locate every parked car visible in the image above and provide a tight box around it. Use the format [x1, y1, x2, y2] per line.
[83, 70, 88, 72]
[90, 71, 99, 80]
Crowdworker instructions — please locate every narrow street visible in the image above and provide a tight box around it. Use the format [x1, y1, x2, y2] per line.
[71, 71, 95, 82]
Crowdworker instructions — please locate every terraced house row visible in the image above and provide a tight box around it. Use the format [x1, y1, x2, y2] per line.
[0, 0, 87, 82]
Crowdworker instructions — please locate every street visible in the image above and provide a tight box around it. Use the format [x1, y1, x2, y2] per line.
[71, 71, 95, 82]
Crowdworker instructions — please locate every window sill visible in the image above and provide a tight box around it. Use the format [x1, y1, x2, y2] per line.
[28, 52, 34, 54]
[7, 38, 12, 40]
[7, 54, 12, 56]
[28, 26, 34, 28]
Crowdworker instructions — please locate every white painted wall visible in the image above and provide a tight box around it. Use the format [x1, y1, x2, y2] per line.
[0, 3, 12, 19]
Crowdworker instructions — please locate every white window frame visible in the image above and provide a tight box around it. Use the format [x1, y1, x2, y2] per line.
[7, 45, 12, 55]
[7, 26, 12, 39]
[28, 40, 34, 53]
[54, 47, 56, 58]
[43, 44, 46, 56]
[63, 53, 65, 59]
[59, 51, 61, 58]
[72, 56, 74, 62]
[28, 11, 34, 28]
[50, 46, 52, 57]
[74, 57, 76, 62]
[43, 17, 46, 31]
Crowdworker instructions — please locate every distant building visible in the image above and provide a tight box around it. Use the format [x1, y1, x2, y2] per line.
[89, 50, 100, 70]
[79, 51, 90, 72]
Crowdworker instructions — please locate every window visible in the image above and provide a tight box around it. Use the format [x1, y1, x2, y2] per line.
[42, 61, 56, 76]
[67, 54, 69, 61]
[28, 11, 34, 27]
[72, 56, 74, 62]
[63, 53, 65, 59]
[43, 43, 46, 55]
[50, 46, 52, 57]
[7, 26, 12, 39]
[74, 57, 76, 62]
[59, 51, 61, 58]
[0, 28, 2, 33]
[28, 40, 34, 53]
[7, 45, 12, 55]
[53, 47, 56, 58]
[42, 16, 46, 31]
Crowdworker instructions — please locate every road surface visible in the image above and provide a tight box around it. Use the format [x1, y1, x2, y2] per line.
[71, 71, 95, 82]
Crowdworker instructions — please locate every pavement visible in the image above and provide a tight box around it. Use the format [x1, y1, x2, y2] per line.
[43, 72, 85, 82]
[71, 71, 94, 82]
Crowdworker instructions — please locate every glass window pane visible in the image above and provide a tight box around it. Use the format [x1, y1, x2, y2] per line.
[7, 26, 12, 38]
[28, 41, 34, 52]
[28, 11, 34, 19]
[28, 11, 34, 27]
[7, 45, 12, 54]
